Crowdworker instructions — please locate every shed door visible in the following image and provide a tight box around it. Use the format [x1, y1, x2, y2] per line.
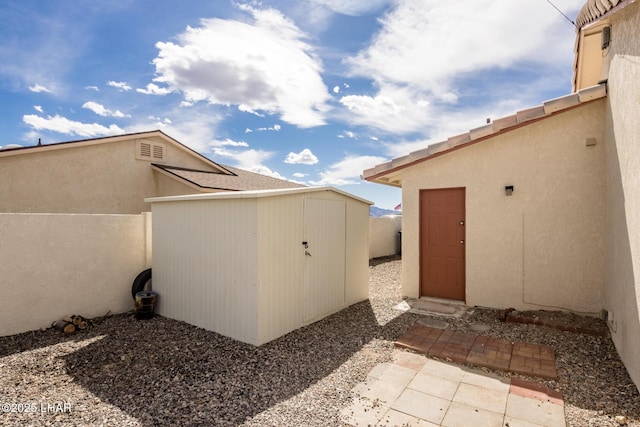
[303, 198, 346, 323]
[419, 188, 465, 301]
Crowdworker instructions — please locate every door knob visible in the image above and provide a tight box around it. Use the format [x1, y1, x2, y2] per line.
[459, 220, 464, 225]
[460, 240, 464, 244]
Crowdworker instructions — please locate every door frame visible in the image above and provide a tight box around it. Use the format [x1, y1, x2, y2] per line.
[418, 187, 466, 301]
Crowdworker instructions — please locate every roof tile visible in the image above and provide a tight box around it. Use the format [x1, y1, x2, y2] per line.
[516, 106, 546, 124]
[362, 82, 608, 182]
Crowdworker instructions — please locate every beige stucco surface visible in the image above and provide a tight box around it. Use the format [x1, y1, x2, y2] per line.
[369, 215, 402, 259]
[0, 135, 215, 214]
[400, 101, 606, 314]
[0, 213, 150, 336]
[601, 0, 640, 389]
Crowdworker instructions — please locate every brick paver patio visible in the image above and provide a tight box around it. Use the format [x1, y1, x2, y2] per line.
[396, 324, 558, 379]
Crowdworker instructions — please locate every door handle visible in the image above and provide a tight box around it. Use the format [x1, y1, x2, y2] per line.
[460, 240, 464, 244]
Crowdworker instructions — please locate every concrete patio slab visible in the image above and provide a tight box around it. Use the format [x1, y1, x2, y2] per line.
[440, 401, 504, 427]
[341, 348, 566, 426]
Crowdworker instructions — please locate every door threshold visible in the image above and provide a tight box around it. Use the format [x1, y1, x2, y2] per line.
[419, 296, 467, 306]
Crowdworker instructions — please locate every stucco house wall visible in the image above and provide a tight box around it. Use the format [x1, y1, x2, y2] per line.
[601, 0, 640, 389]
[0, 133, 217, 214]
[400, 100, 606, 314]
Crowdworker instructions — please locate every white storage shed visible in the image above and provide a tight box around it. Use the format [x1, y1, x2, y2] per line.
[146, 186, 372, 346]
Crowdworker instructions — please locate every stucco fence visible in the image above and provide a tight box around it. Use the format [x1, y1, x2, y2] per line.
[369, 215, 402, 259]
[1, 213, 400, 336]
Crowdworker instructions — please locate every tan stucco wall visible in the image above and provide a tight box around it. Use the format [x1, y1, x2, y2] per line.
[369, 216, 402, 259]
[0, 213, 150, 336]
[601, 0, 640, 389]
[401, 101, 606, 314]
[0, 135, 214, 214]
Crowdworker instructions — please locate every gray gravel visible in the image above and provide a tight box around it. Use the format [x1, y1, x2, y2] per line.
[0, 256, 638, 426]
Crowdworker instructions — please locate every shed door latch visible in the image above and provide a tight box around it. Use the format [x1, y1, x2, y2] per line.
[302, 241, 308, 249]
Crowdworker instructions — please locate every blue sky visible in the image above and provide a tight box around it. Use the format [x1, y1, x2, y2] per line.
[0, 0, 585, 209]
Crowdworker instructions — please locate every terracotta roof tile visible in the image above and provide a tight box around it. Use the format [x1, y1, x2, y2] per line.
[576, 0, 624, 28]
[362, 83, 607, 182]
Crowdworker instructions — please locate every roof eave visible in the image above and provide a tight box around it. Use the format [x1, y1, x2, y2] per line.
[363, 83, 607, 185]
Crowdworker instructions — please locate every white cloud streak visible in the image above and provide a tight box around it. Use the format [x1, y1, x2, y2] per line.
[107, 81, 132, 91]
[22, 114, 124, 137]
[29, 84, 51, 93]
[82, 101, 130, 118]
[311, 154, 387, 186]
[136, 83, 172, 95]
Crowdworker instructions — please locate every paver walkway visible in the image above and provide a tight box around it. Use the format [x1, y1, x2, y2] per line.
[396, 324, 557, 379]
[341, 349, 565, 427]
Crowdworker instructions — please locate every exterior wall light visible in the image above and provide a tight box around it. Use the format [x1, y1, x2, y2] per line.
[505, 185, 514, 196]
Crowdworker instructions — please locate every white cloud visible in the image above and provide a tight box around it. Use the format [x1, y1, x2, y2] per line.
[245, 123, 282, 133]
[85, 85, 100, 92]
[210, 138, 249, 148]
[339, 0, 584, 134]
[285, 148, 319, 165]
[293, 172, 307, 178]
[347, 0, 582, 91]
[149, 4, 330, 128]
[311, 155, 387, 186]
[333, 85, 340, 94]
[309, 0, 392, 16]
[211, 146, 287, 180]
[29, 84, 50, 93]
[244, 164, 289, 180]
[82, 101, 130, 118]
[22, 114, 124, 137]
[136, 83, 172, 95]
[339, 85, 436, 133]
[440, 92, 458, 104]
[34, 105, 43, 113]
[107, 81, 132, 91]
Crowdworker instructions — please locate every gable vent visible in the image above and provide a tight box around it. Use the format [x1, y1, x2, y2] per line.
[136, 140, 166, 162]
[153, 144, 164, 159]
[140, 142, 151, 157]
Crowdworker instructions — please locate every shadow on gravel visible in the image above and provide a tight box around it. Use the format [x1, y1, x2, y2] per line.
[61, 297, 414, 426]
[0, 326, 97, 359]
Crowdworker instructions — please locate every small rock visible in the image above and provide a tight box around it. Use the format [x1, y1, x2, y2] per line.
[615, 415, 628, 425]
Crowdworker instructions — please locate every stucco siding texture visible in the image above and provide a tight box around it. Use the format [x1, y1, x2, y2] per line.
[602, 0, 640, 388]
[0, 137, 209, 214]
[400, 100, 606, 314]
[0, 213, 148, 336]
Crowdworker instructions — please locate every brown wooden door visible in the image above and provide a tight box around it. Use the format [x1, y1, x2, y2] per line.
[419, 188, 465, 301]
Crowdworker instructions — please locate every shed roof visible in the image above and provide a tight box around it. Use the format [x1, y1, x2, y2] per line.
[146, 186, 373, 205]
[362, 83, 607, 187]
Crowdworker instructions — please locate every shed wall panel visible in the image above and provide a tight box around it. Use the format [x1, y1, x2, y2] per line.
[152, 199, 260, 344]
[150, 187, 371, 346]
[255, 194, 305, 344]
[303, 198, 346, 323]
[345, 198, 371, 305]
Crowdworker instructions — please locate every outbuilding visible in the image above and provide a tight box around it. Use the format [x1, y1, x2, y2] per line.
[146, 186, 371, 346]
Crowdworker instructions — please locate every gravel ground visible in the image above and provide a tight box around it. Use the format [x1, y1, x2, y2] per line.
[0, 256, 638, 426]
